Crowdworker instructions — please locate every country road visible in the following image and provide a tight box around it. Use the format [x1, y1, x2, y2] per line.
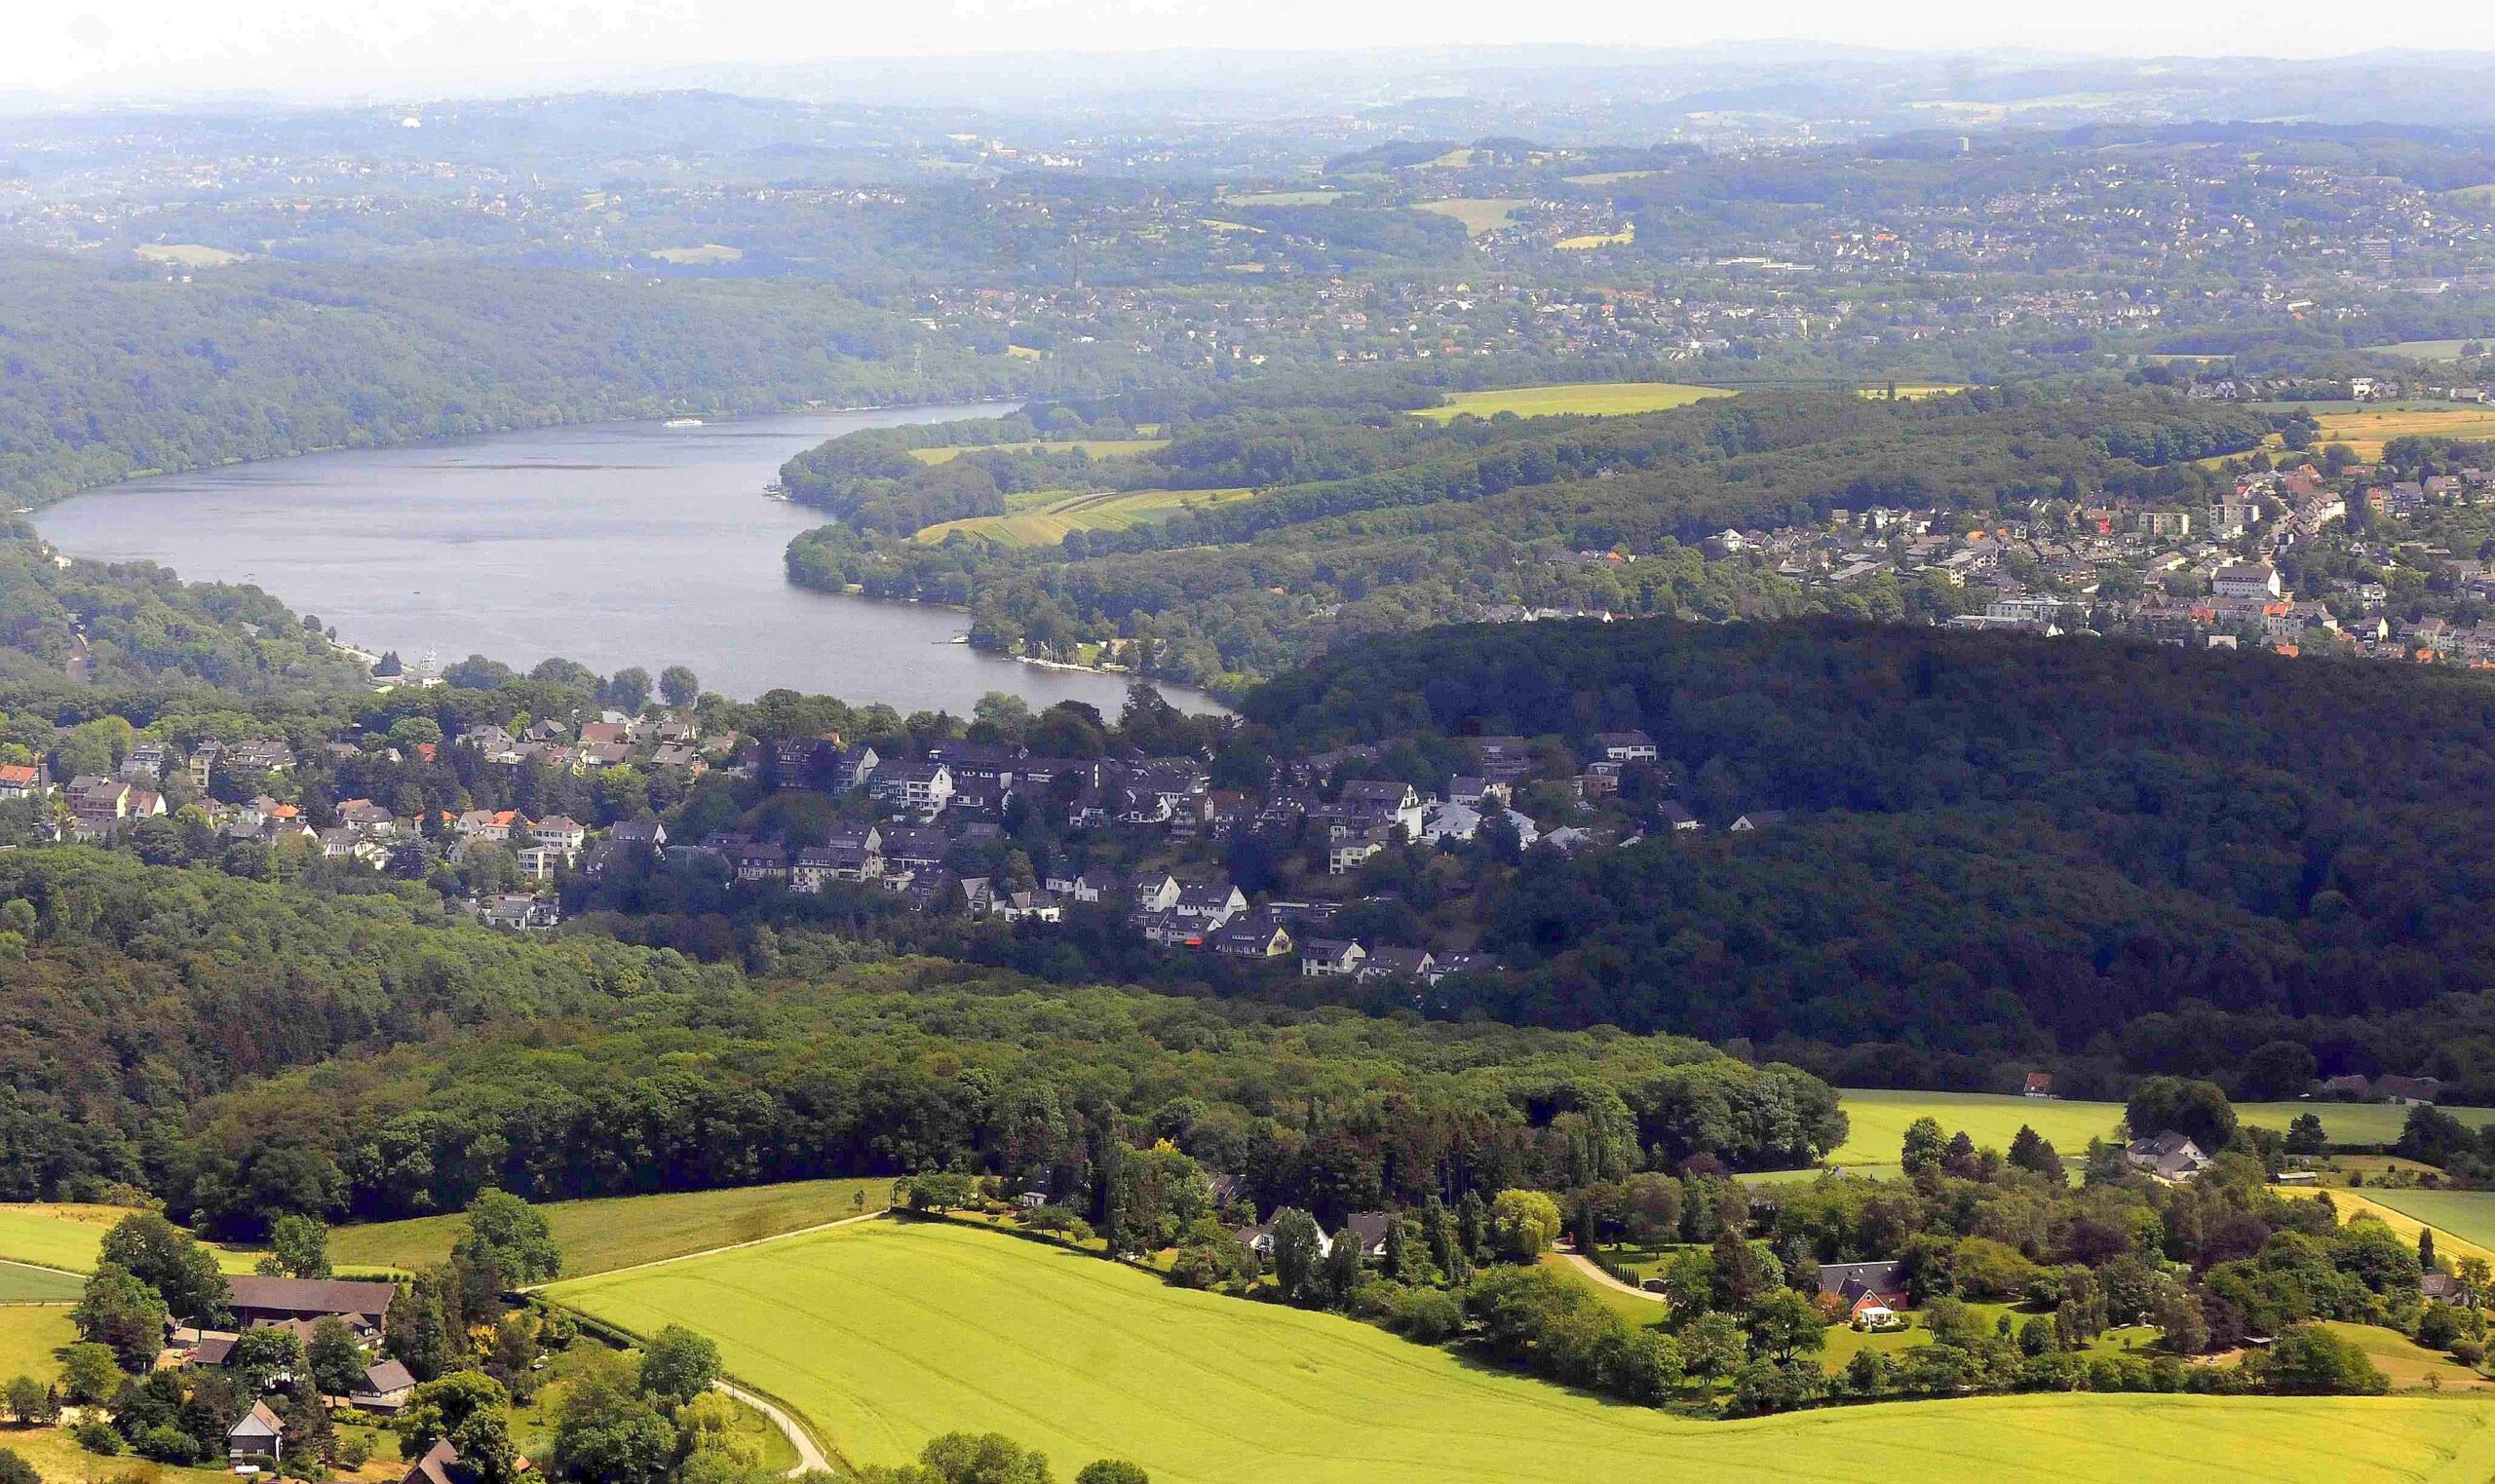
[1555, 1246, 1667, 1304]
[714, 1378, 832, 1476]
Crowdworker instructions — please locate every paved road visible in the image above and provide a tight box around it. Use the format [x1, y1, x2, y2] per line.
[1556, 1247, 1667, 1304]
[714, 1378, 832, 1477]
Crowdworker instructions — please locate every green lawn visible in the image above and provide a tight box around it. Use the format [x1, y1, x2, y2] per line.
[2322, 1321, 2492, 1392]
[1830, 1090, 2494, 1166]
[1412, 382, 1735, 422]
[0, 1305, 74, 1384]
[548, 1217, 2495, 1484]
[328, 1177, 899, 1279]
[0, 1262, 82, 1303]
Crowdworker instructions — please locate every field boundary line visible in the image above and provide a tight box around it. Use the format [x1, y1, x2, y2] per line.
[523, 1204, 892, 1290]
[0, 1255, 84, 1278]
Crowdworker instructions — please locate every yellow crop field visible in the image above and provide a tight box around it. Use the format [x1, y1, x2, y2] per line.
[1412, 382, 1736, 421]
[2311, 405, 2495, 460]
[0, 1203, 259, 1276]
[915, 487, 1256, 547]
[550, 1217, 2495, 1484]
[907, 439, 1168, 465]
[1415, 198, 1529, 235]
[1556, 226, 1634, 249]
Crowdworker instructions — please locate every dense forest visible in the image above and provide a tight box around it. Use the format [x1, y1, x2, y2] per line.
[784, 384, 2268, 690]
[0, 849, 1840, 1230]
[0, 251, 1025, 501]
[1241, 616, 2495, 1095]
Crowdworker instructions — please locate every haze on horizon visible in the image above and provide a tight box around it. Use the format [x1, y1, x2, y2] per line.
[17, 0, 2495, 103]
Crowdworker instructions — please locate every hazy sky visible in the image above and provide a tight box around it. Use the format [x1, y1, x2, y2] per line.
[17, 0, 2495, 100]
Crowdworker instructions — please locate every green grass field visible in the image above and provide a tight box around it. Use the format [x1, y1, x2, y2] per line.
[0, 1305, 74, 1383]
[0, 1204, 257, 1276]
[133, 243, 246, 267]
[1221, 190, 1343, 208]
[2347, 1188, 2495, 1256]
[906, 438, 1167, 466]
[2361, 339, 2487, 361]
[1830, 1090, 2495, 1166]
[1414, 197, 1528, 235]
[328, 1177, 898, 1279]
[914, 486, 1256, 547]
[0, 1261, 82, 1303]
[1412, 382, 1736, 422]
[549, 1218, 2495, 1484]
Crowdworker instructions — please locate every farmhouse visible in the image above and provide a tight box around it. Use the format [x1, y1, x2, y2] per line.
[2123, 1131, 2213, 1182]
[1818, 1258, 1908, 1319]
[223, 1275, 399, 1338]
[228, 1399, 286, 1462]
[349, 1358, 418, 1413]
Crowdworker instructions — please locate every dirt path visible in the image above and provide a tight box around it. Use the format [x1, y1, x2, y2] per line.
[1556, 1247, 1667, 1304]
[713, 1378, 832, 1476]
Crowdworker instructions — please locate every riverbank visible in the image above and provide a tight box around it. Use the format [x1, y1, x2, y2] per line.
[34, 405, 1217, 714]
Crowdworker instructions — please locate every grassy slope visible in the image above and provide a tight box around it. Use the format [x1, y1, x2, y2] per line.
[906, 438, 1169, 465]
[914, 487, 1256, 547]
[2322, 1321, 2492, 1391]
[0, 1305, 74, 1383]
[1413, 198, 1527, 235]
[2332, 1188, 2495, 1263]
[0, 1205, 261, 1276]
[0, 1263, 82, 1303]
[1411, 382, 1736, 421]
[548, 1218, 2495, 1484]
[1830, 1090, 2495, 1165]
[327, 1177, 899, 1279]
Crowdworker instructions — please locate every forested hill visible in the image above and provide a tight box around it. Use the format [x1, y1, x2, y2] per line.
[785, 384, 2270, 690]
[0, 849, 1839, 1231]
[0, 250, 1025, 502]
[1246, 617, 2495, 1096]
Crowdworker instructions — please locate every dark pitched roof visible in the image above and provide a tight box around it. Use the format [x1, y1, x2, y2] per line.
[224, 1275, 399, 1318]
[1816, 1259, 1905, 1299]
[359, 1359, 417, 1394]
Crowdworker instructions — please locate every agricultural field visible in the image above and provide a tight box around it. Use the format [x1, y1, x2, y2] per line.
[2303, 404, 2495, 461]
[1563, 171, 1660, 186]
[1555, 226, 1634, 249]
[1864, 383, 1972, 400]
[132, 243, 246, 267]
[1414, 198, 1528, 236]
[2322, 1322, 2492, 1391]
[0, 1261, 81, 1303]
[906, 438, 1167, 465]
[2361, 339, 2487, 361]
[2283, 1190, 2495, 1273]
[0, 1304, 73, 1382]
[326, 1177, 898, 1279]
[1411, 382, 1736, 422]
[1222, 190, 1342, 208]
[0, 1203, 257, 1276]
[2340, 1188, 2495, 1261]
[1830, 1090, 2495, 1167]
[549, 1217, 2495, 1484]
[648, 244, 745, 264]
[913, 486, 1256, 547]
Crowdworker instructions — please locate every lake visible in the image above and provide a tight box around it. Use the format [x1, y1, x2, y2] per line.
[35, 405, 1216, 713]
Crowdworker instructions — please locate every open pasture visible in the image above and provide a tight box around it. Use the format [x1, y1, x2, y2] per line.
[1555, 226, 1634, 249]
[2307, 404, 2495, 460]
[0, 1203, 257, 1276]
[133, 243, 247, 267]
[1411, 382, 1735, 422]
[549, 1217, 2495, 1484]
[914, 486, 1255, 547]
[906, 438, 1166, 465]
[1222, 190, 1343, 208]
[1830, 1090, 2495, 1167]
[0, 1260, 82, 1303]
[326, 1177, 898, 1279]
[1414, 197, 1528, 235]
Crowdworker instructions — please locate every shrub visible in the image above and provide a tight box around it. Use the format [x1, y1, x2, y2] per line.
[1388, 1287, 1466, 1343]
[70, 1420, 123, 1456]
